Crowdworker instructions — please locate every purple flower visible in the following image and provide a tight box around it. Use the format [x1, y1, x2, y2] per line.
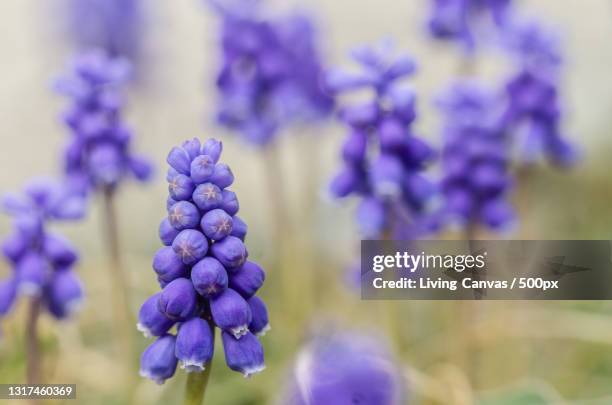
[158, 278, 198, 321]
[140, 334, 178, 385]
[284, 331, 406, 405]
[246, 295, 270, 337]
[175, 317, 215, 372]
[228, 261, 265, 299]
[1, 179, 84, 322]
[209, 0, 333, 146]
[137, 293, 175, 338]
[437, 81, 514, 230]
[45, 270, 84, 319]
[190, 257, 228, 298]
[500, 21, 577, 167]
[328, 43, 435, 239]
[427, 0, 513, 50]
[211, 288, 252, 339]
[221, 331, 265, 377]
[56, 50, 152, 194]
[139, 138, 268, 382]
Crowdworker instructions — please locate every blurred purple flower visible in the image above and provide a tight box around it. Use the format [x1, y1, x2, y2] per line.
[284, 331, 406, 405]
[0, 179, 85, 321]
[139, 138, 268, 383]
[501, 20, 577, 167]
[437, 81, 514, 230]
[210, 0, 333, 146]
[66, 0, 143, 61]
[56, 50, 152, 194]
[328, 43, 436, 239]
[427, 0, 513, 50]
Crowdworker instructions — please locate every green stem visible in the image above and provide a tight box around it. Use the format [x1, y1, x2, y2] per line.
[26, 296, 42, 385]
[184, 326, 215, 405]
[101, 188, 134, 366]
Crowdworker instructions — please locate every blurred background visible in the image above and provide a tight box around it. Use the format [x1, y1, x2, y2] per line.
[1, 0, 612, 404]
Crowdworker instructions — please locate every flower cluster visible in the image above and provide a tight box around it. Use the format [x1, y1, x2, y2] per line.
[438, 82, 513, 230]
[138, 138, 268, 384]
[66, 0, 143, 60]
[0, 179, 85, 325]
[211, 0, 333, 146]
[501, 21, 577, 167]
[284, 331, 405, 405]
[427, 0, 513, 50]
[328, 43, 436, 238]
[55, 50, 152, 195]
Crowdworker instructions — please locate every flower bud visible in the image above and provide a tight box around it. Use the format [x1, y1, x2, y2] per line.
[167, 146, 191, 175]
[129, 155, 153, 181]
[43, 233, 78, 268]
[159, 218, 180, 246]
[481, 199, 513, 230]
[168, 174, 195, 201]
[191, 257, 228, 298]
[190, 155, 215, 184]
[192, 183, 223, 211]
[230, 216, 248, 241]
[1, 233, 28, 264]
[247, 296, 270, 336]
[89, 143, 121, 185]
[201, 139, 223, 163]
[221, 331, 265, 377]
[46, 270, 84, 319]
[371, 154, 403, 196]
[140, 334, 178, 384]
[17, 253, 50, 296]
[182, 138, 202, 161]
[329, 166, 360, 198]
[211, 236, 248, 269]
[153, 247, 188, 283]
[221, 190, 239, 216]
[379, 117, 406, 151]
[229, 261, 265, 299]
[356, 198, 386, 238]
[210, 164, 234, 188]
[166, 195, 177, 211]
[168, 201, 200, 231]
[342, 130, 367, 163]
[0, 278, 17, 316]
[158, 278, 198, 321]
[172, 230, 209, 265]
[175, 317, 214, 372]
[211, 288, 251, 338]
[137, 293, 175, 338]
[201, 209, 233, 241]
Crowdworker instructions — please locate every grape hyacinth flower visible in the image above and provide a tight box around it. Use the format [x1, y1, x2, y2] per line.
[328, 43, 436, 239]
[1, 179, 85, 381]
[139, 138, 268, 388]
[210, 0, 333, 146]
[500, 20, 577, 167]
[427, 0, 514, 51]
[283, 331, 406, 405]
[65, 0, 144, 61]
[55, 49, 152, 195]
[437, 81, 514, 230]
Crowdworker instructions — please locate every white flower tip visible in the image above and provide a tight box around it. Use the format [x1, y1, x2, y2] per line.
[242, 364, 266, 378]
[139, 369, 167, 385]
[136, 323, 152, 338]
[256, 324, 271, 337]
[180, 360, 206, 373]
[231, 325, 249, 339]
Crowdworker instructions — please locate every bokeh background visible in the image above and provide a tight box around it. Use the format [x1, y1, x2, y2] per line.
[1, 0, 612, 404]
